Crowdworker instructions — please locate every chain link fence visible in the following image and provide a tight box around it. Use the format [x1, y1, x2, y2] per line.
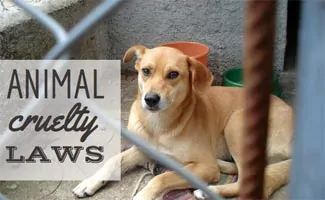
[2, 0, 223, 199]
[1, 0, 324, 200]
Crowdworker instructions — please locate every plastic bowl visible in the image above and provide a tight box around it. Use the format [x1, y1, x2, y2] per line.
[159, 41, 210, 66]
[222, 67, 282, 98]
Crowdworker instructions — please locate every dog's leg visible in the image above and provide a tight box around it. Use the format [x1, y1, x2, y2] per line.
[73, 146, 148, 198]
[217, 159, 238, 175]
[133, 162, 220, 200]
[194, 159, 291, 199]
[194, 180, 240, 199]
[194, 159, 241, 199]
[263, 159, 291, 199]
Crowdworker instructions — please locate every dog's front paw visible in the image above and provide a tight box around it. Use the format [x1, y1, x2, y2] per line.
[132, 193, 147, 200]
[73, 177, 107, 198]
[193, 189, 208, 200]
[193, 186, 218, 200]
[132, 194, 142, 200]
[132, 189, 154, 200]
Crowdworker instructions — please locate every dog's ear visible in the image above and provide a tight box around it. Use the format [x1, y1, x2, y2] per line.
[187, 57, 213, 92]
[123, 45, 147, 64]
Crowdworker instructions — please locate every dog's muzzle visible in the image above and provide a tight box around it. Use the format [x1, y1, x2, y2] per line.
[144, 93, 160, 111]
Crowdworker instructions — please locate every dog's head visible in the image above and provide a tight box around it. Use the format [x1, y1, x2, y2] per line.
[123, 45, 213, 112]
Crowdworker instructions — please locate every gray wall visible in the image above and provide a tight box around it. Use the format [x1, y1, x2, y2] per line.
[103, 0, 288, 75]
[0, 0, 288, 76]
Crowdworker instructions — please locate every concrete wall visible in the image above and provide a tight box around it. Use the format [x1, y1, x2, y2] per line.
[0, 0, 288, 77]
[105, 0, 288, 75]
[0, 0, 100, 59]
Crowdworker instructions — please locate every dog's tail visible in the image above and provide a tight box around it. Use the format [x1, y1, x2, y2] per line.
[217, 159, 238, 174]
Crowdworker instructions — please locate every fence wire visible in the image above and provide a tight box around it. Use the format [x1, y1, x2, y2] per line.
[6, 0, 224, 199]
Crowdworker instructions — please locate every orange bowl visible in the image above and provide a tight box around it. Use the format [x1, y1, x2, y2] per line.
[159, 41, 210, 66]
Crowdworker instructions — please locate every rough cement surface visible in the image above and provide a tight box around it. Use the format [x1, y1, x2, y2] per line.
[93, 0, 288, 74]
[0, 72, 296, 200]
[0, 0, 287, 75]
[0, 0, 79, 32]
[0, 0, 104, 59]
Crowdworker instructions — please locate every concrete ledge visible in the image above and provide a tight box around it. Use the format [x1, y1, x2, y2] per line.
[0, 0, 79, 32]
[0, 0, 104, 59]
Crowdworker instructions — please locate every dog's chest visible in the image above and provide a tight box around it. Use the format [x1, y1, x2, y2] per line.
[155, 140, 193, 162]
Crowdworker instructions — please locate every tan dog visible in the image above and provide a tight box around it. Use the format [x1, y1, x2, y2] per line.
[73, 45, 293, 200]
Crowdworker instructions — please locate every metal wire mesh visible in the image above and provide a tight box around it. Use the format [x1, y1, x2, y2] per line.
[0, 193, 8, 200]
[5, 0, 319, 200]
[4, 0, 224, 199]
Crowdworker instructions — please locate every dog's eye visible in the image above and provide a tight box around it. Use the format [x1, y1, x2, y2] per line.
[142, 68, 150, 76]
[167, 71, 179, 79]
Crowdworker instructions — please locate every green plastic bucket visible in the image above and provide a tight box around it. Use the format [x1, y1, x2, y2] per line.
[222, 67, 282, 98]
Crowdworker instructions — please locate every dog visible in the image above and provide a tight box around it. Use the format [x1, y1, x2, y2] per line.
[73, 45, 293, 200]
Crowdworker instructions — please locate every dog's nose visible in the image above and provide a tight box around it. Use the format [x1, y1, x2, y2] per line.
[144, 93, 160, 107]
